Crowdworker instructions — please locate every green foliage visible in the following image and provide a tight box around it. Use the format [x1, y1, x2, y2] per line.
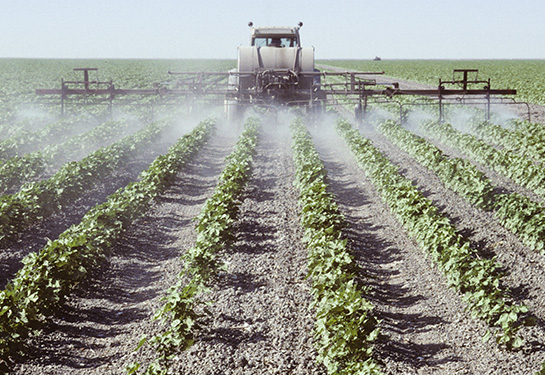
[183, 117, 260, 283]
[0, 118, 135, 196]
[131, 117, 260, 375]
[0, 59, 236, 121]
[0, 116, 87, 163]
[0, 154, 46, 194]
[494, 193, 545, 254]
[0, 119, 215, 368]
[290, 118, 381, 375]
[336, 118, 528, 349]
[134, 280, 203, 375]
[418, 119, 545, 253]
[0, 119, 165, 243]
[513, 119, 545, 142]
[466, 119, 545, 166]
[377, 120, 495, 209]
[322, 59, 545, 106]
[420, 120, 545, 198]
[41, 118, 132, 168]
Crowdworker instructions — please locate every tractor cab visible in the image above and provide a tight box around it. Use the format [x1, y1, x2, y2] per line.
[250, 26, 301, 48]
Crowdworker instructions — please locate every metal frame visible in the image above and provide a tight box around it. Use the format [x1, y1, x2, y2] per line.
[36, 68, 520, 120]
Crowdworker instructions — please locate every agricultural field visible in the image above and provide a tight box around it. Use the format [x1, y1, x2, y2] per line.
[322, 59, 545, 105]
[1, 58, 545, 375]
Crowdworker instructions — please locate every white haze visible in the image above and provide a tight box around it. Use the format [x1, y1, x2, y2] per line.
[364, 108, 394, 128]
[404, 109, 435, 134]
[14, 105, 60, 132]
[444, 107, 479, 134]
[489, 105, 520, 128]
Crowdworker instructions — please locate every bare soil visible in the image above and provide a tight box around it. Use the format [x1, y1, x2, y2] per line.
[8, 97, 545, 374]
[167, 123, 324, 375]
[11, 127, 239, 374]
[311, 123, 545, 374]
[0, 144, 170, 289]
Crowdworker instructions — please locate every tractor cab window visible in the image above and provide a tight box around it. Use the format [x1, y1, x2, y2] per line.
[254, 37, 297, 48]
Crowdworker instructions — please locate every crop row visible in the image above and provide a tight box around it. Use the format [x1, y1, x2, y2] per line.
[464, 120, 545, 166]
[512, 119, 545, 142]
[129, 117, 260, 375]
[290, 118, 381, 374]
[0, 119, 35, 141]
[0, 118, 134, 194]
[0, 119, 215, 372]
[418, 119, 545, 253]
[420, 120, 545, 199]
[377, 120, 545, 253]
[378, 120, 494, 208]
[0, 115, 96, 163]
[337, 118, 530, 348]
[0, 119, 166, 244]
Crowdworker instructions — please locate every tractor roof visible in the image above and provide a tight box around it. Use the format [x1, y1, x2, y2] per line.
[251, 26, 300, 38]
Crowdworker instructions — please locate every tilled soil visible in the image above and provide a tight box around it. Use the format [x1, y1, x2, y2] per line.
[0, 120, 202, 286]
[169, 123, 324, 375]
[0, 145, 170, 289]
[8, 101, 545, 375]
[13, 121, 326, 375]
[13, 127, 240, 374]
[310, 124, 545, 374]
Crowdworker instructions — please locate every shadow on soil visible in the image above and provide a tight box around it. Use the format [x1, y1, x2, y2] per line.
[206, 312, 269, 347]
[230, 210, 277, 256]
[17, 141, 232, 370]
[315, 141, 462, 369]
[0, 152, 175, 290]
[21, 216, 183, 368]
[226, 154, 279, 256]
[186, 145, 284, 353]
[0, 173, 136, 290]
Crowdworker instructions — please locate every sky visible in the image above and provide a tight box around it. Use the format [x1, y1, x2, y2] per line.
[1, 0, 544, 60]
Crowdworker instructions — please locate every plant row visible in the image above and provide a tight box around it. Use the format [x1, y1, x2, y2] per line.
[0, 119, 166, 244]
[419, 120, 545, 198]
[512, 119, 545, 142]
[0, 115, 96, 163]
[378, 120, 495, 209]
[128, 118, 260, 375]
[337, 118, 530, 349]
[0, 119, 215, 372]
[464, 119, 545, 167]
[0, 119, 134, 194]
[291, 118, 381, 375]
[378, 120, 545, 253]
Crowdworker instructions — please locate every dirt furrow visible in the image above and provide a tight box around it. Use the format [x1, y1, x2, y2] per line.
[12, 128, 239, 374]
[359, 123, 545, 290]
[311, 122, 545, 374]
[0, 118, 207, 288]
[410, 124, 545, 205]
[358, 122, 545, 370]
[0, 146, 170, 290]
[171, 122, 324, 375]
[364, 121, 545, 327]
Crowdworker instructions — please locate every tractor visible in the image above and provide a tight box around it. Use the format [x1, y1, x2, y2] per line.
[36, 22, 524, 123]
[224, 22, 326, 120]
